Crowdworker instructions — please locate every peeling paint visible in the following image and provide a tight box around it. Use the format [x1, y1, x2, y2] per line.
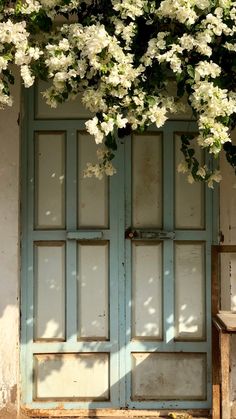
[10, 385, 17, 404]
[0, 71, 20, 418]
[0, 85, 236, 417]
[0, 404, 17, 419]
[0, 386, 7, 405]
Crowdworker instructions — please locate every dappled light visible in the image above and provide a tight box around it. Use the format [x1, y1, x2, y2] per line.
[18, 88, 214, 412]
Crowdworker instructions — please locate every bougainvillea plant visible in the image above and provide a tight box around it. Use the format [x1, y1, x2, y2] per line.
[0, 0, 236, 185]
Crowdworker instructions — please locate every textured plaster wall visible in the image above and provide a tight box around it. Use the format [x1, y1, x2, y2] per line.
[220, 129, 236, 417]
[0, 75, 20, 419]
[0, 76, 236, 417]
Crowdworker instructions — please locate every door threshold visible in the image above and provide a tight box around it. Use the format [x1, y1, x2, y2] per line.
[21, 407, 211, 418]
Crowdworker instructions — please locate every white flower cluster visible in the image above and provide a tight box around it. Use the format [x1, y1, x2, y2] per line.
[112, 0, 148, 20]
[0, 0, 235, 184]
[157, 0, 211, 25]
[83, 147, 117, 179]
[20, 0, 41, 15]
[0, 19, 40, 105]
[85, 114, 128, 144]
[113, 19, 137, 49]
[194, 61, 221, 82]
[178, 161, 222, 188]
[190, 82, 236, 154]
[20, 0, 81, 15]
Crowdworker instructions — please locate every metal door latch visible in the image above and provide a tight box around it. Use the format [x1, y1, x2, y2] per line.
[125, 228, 175, 240]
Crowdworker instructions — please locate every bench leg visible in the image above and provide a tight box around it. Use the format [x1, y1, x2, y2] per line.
[212, 326, 221, 419]
[220, 332, 230, 419]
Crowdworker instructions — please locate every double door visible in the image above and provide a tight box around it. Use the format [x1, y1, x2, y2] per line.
[21, 90, 213, 411]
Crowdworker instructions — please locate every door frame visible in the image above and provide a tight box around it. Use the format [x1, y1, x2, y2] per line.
[20, 87, 219, 415]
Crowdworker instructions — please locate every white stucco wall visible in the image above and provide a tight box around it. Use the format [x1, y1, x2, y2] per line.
[0, 76, 236, 417]
[0, 76, 20, 419]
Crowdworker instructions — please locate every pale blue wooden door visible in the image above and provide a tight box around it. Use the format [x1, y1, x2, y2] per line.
[21, 87, 121, 410]
[21, 86, 214, 412]
[123, 125, 213, 410]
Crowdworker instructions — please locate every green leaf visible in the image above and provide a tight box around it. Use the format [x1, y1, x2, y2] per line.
[187, 65, 195, 79]
[177, 80, 185, 98]
[2, 69, 14, 84]
[147, 96, 156, 106]
[30, 10, 52, 33]
[188, 148, 195, 158]
[105, 133, 117, 151]
[30, 59, 48, 81]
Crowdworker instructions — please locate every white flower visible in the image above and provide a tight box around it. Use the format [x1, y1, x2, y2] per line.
[195, 61, 221, 82]
[101, 119, 115, 136]
[84, 163, 104, 180]
[21, 0, 41, 14]
[0, 57, 8, 71]
[187, 173, 195, 184]
[157, 0, 199, 25]
[196, 166, 206, 178]
[58, 38, 70, 51]
[177, 161, 188, 173]
[82, 24, 110, 59]
[0, 81, 13, 108]
[82, 88, 107, 112]
[83, 161, 116, 179]
[224, 42, 236, 51]
[148, 104, 167, 127]
[0, 20, 28, 45]
[20, 65, 35, 88]
[180, 34, 195, 51]
[116, 114, 128, 128]
[112, 0, 148, 20]
[104, 161, 117, 176]
[85, 117, 104, 144]
[207, 170, 222, 188]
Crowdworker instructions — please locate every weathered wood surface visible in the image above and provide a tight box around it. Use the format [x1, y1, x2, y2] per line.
[214, 311, 236, 333]
[211, 246, 236, 419]
[212, 325, 221, 419]
[220, 332, 230, 419]
[21, 407, 211, 417]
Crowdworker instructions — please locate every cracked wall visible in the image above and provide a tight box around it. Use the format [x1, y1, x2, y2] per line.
[0, 79, 236, 417]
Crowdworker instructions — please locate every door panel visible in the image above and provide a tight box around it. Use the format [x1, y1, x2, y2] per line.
[34, 132, 66, 229]
[34, 242, 66, 341]
[21, 88, 214, 411]
[34, 353, 110, 400]
[131, 352, 207, 401]
[132, 134, 163, 228]
[175, 242, 205, 340]
[175, 134, 205, 229]
[78, 132, 109, 228]
[77, 242, 109, 340]
[132, 242, 163, 340]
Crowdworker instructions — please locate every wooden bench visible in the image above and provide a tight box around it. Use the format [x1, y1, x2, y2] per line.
[212, 246, 236, 419]
[212, 312, 236, 419]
